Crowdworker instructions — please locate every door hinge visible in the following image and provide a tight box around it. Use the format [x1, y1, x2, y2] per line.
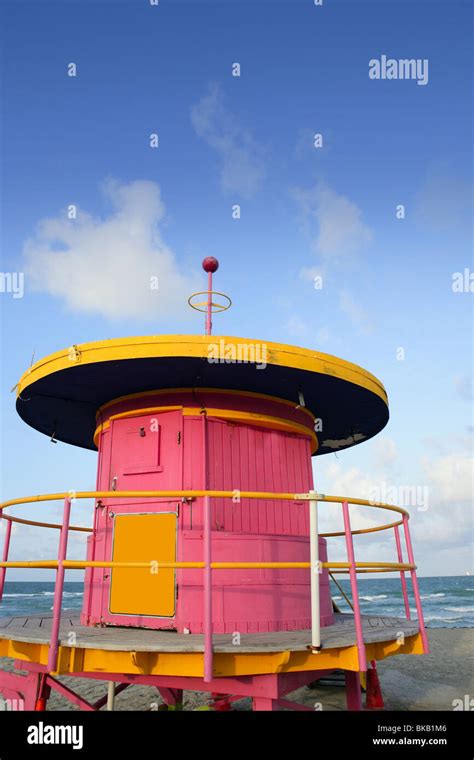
[177, 431, 181, 444]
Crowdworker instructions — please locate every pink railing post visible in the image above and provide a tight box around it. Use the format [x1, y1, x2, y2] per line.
[201, 411, 213, 683]
[402, 515, 429, 654]
[308, 491, 321, 651]
[47, 497, 72, 672]
[203, 494, 213, 682]
[394, 524, 410, 619]
[0, 515, 12, 601]
[0, 513, 12, 602]
[342, 500, 367, 672]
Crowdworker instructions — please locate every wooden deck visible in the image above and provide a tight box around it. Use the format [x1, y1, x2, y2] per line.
[0, 613, 419, 654]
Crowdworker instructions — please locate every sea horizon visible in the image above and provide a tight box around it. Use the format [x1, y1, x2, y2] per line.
[1, 575, 472, 629]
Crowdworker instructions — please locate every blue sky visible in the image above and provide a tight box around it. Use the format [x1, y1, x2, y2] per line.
[0, 0, 472, 579]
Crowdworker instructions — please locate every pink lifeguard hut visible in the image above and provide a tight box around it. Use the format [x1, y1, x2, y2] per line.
[0, 258, 429, 711]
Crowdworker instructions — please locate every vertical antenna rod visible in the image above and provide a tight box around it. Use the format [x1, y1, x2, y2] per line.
[202, 257, 219, 336]
[188, 257, 231, 333]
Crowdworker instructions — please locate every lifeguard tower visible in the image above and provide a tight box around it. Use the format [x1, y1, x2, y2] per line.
[0, 258, 428, 711]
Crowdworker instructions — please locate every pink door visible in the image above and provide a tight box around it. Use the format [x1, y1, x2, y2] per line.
[86, 409, 183, 627]
[108, 409, 183, 501]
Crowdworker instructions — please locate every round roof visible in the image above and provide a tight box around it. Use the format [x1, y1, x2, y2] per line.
[15, 334, 389, 455]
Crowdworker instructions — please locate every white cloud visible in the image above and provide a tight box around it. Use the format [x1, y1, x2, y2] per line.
[372, 436, 399, 470]
[293, 182, 373, 264]
[294, 183, 374, 336]
[315, 446, 473, 575]
[421, 453, 473, 503]
[285, 314, 308, 338]
[339, 289, 374, 335]
[190, 83, 266, 198]
[316, 326, 330, 345]
[415, 169, 472, 233]
[23, 179, 198, 320]
[299, 266, 324, 284]
[454, 373, 473, 402]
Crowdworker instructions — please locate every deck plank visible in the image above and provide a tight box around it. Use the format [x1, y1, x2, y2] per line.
[0, 613, 420, 654]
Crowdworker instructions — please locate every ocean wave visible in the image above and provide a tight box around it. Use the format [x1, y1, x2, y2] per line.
[3, 591, 82, 599]
[444, 606, 474, 613]
[360, 595, 388, 601]
[421, 593, 445, 599]
[3, 593, 40, 598]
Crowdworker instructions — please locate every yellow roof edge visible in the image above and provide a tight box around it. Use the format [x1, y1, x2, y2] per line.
[16, 334, 388, 405]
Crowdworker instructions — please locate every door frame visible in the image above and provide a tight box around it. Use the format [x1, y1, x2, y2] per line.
[107, 509, 179, 619]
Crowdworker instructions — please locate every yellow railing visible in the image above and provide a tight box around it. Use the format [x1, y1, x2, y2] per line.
[0, 490, 428, 676]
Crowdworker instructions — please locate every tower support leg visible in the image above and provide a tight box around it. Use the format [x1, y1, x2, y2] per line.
[157, 687, 183, 710]
[252, 696, 278, 711]
[0, 669, 46, 711]
[345, 670, 362, 711]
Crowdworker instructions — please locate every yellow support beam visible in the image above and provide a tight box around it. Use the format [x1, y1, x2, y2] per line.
[0, 633, 424, 678]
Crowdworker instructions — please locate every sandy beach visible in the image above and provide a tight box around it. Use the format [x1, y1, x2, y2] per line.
[0, 628, 472, 711]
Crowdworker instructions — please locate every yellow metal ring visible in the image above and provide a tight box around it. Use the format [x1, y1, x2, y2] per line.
[187, 291, 232, 313]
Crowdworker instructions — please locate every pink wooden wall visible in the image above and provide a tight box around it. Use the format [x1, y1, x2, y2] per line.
[81, 390, 334, 632]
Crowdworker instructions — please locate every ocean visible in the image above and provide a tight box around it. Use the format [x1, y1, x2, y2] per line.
[0, 576, 472, 628]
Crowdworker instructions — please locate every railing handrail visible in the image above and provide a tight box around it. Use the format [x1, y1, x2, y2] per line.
[0, 514, 92, 532]
[0, 560, 416, 571]
[0, 488, 429, 676]
[0, 489, 408, 539]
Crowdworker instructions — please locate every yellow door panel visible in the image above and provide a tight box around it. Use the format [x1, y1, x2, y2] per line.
[110, 512, 177, 617]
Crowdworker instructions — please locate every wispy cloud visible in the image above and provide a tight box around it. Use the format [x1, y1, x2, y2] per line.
[339, 289, 374, 335]
[415, 167, 472, 233]
[317, 446, 473, 572]
[23, 179, 198, 320]
[293, 182, 374, 266]
[454, 373, 473, 402]
[293, 182, 374, 336]
[285, 314, 309, 338]
[190, 83, 266, 198]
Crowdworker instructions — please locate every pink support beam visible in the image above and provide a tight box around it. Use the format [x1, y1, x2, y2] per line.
[0, 669, 42, 710]
[253, 697, 278, 711]
[203, 495, 213, 681]
[93, 682, 130, 710]
[394, 524, 411, 619]
[342, 500, 367, 672]
[403, 515, 429, 654]
[0, 516, 12, 601]
[45, 675, 96, 711]
[47, 497, 71, 673]
[201, 411, 213, 682]
[0, 665, 375, 711]
[275, 698, 315, 712]
[345, 670, 362, 711]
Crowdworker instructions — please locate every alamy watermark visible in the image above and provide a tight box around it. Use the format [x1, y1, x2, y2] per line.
[0, 272, 24, 298]
[207, 339, 267, 370]
[368, 483, 429, 512]
[452, 695, 474, 710]
[0, 696, 24, 711]
[452, 268, 473, 293]
[369, 55, 429, 86]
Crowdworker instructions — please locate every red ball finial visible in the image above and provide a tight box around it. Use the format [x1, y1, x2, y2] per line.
[202, 256, 219, 273]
